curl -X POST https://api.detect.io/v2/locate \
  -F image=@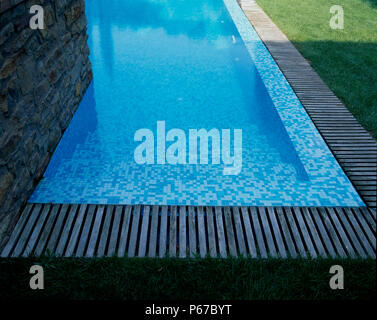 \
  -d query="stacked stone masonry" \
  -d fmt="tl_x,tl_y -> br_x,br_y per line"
0,0 -> 92,246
